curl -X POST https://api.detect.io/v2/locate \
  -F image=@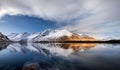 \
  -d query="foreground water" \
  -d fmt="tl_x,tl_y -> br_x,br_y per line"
0,43 -> 120,70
